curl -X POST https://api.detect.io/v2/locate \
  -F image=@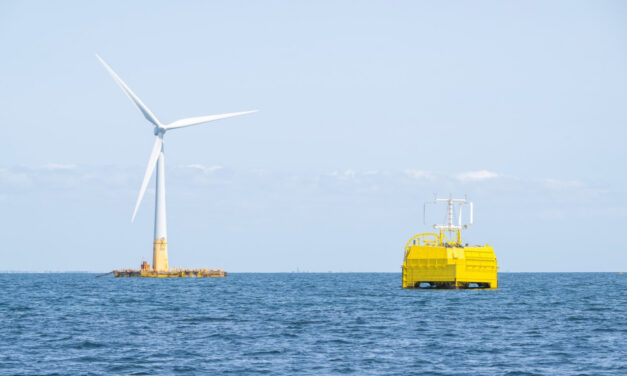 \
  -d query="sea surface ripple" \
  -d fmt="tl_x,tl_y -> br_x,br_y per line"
0,273 -> 625,375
